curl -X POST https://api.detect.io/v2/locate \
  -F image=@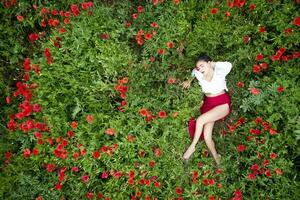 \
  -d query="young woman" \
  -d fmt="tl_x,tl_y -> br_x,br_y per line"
181,54 -> 232,165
